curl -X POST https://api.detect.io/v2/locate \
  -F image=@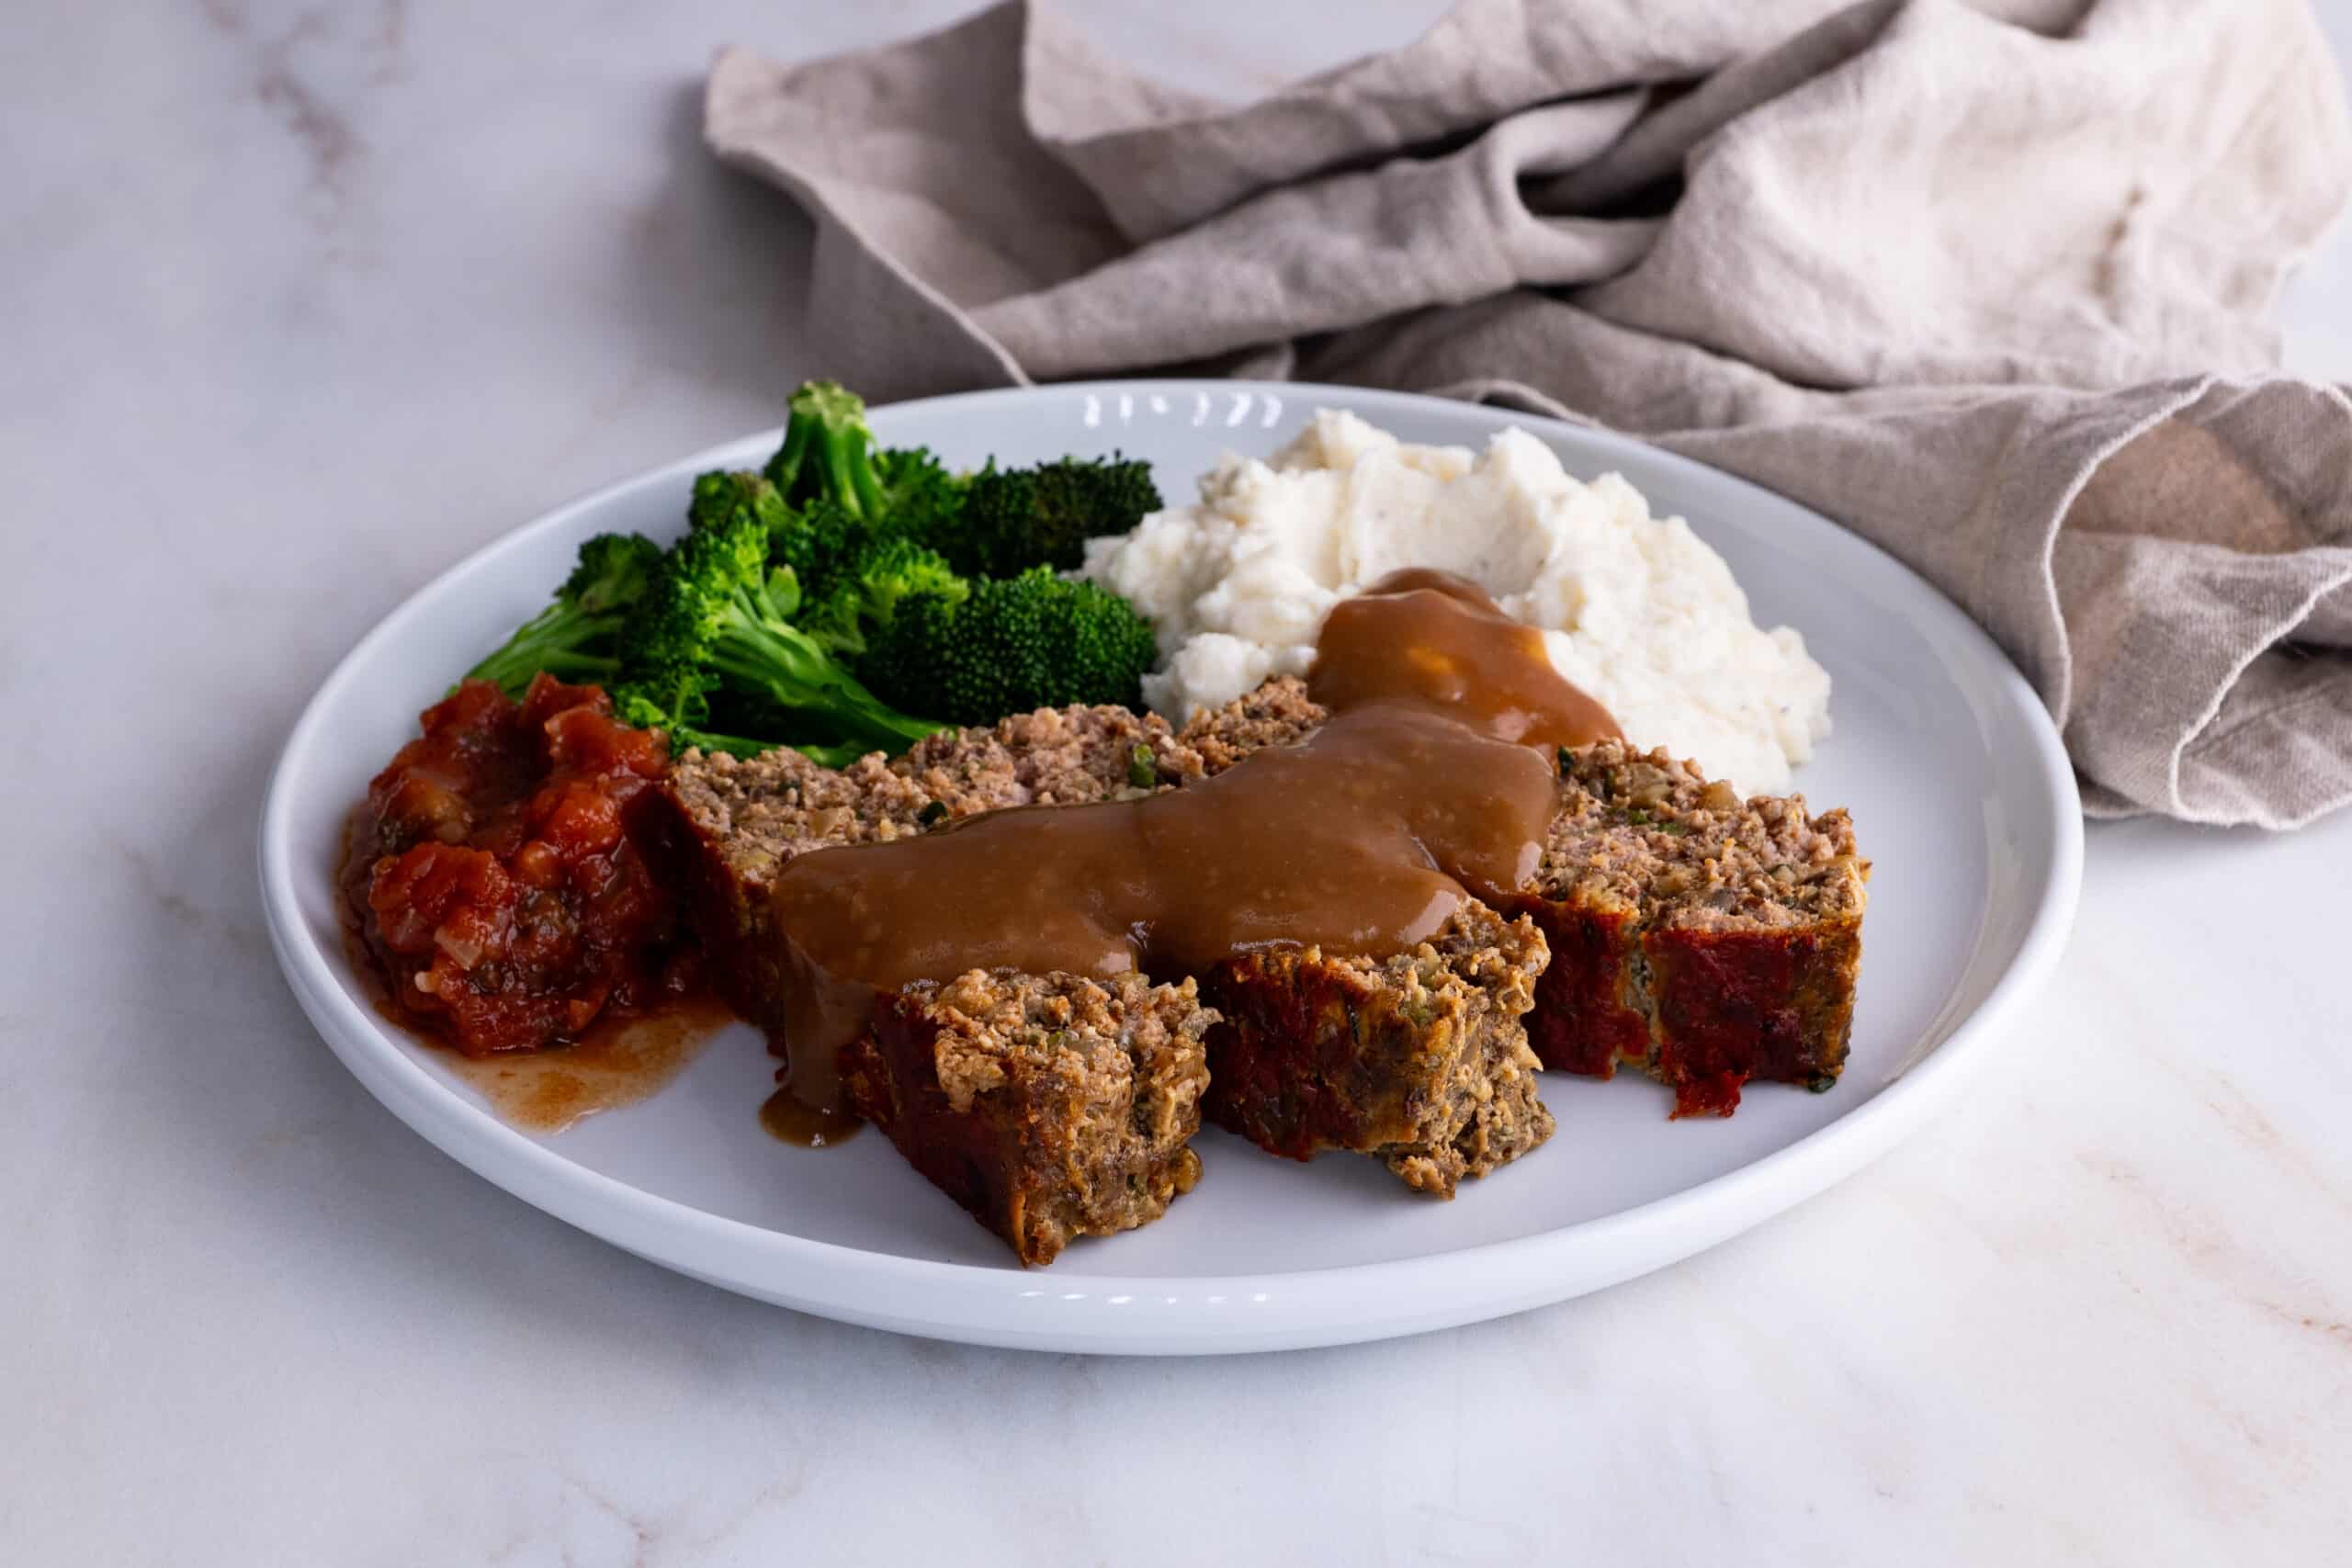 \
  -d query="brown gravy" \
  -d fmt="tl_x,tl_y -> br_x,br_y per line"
764,570 -> 1620,1114
1309,570 -> 1621,752
758,1086 -> 865,1148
